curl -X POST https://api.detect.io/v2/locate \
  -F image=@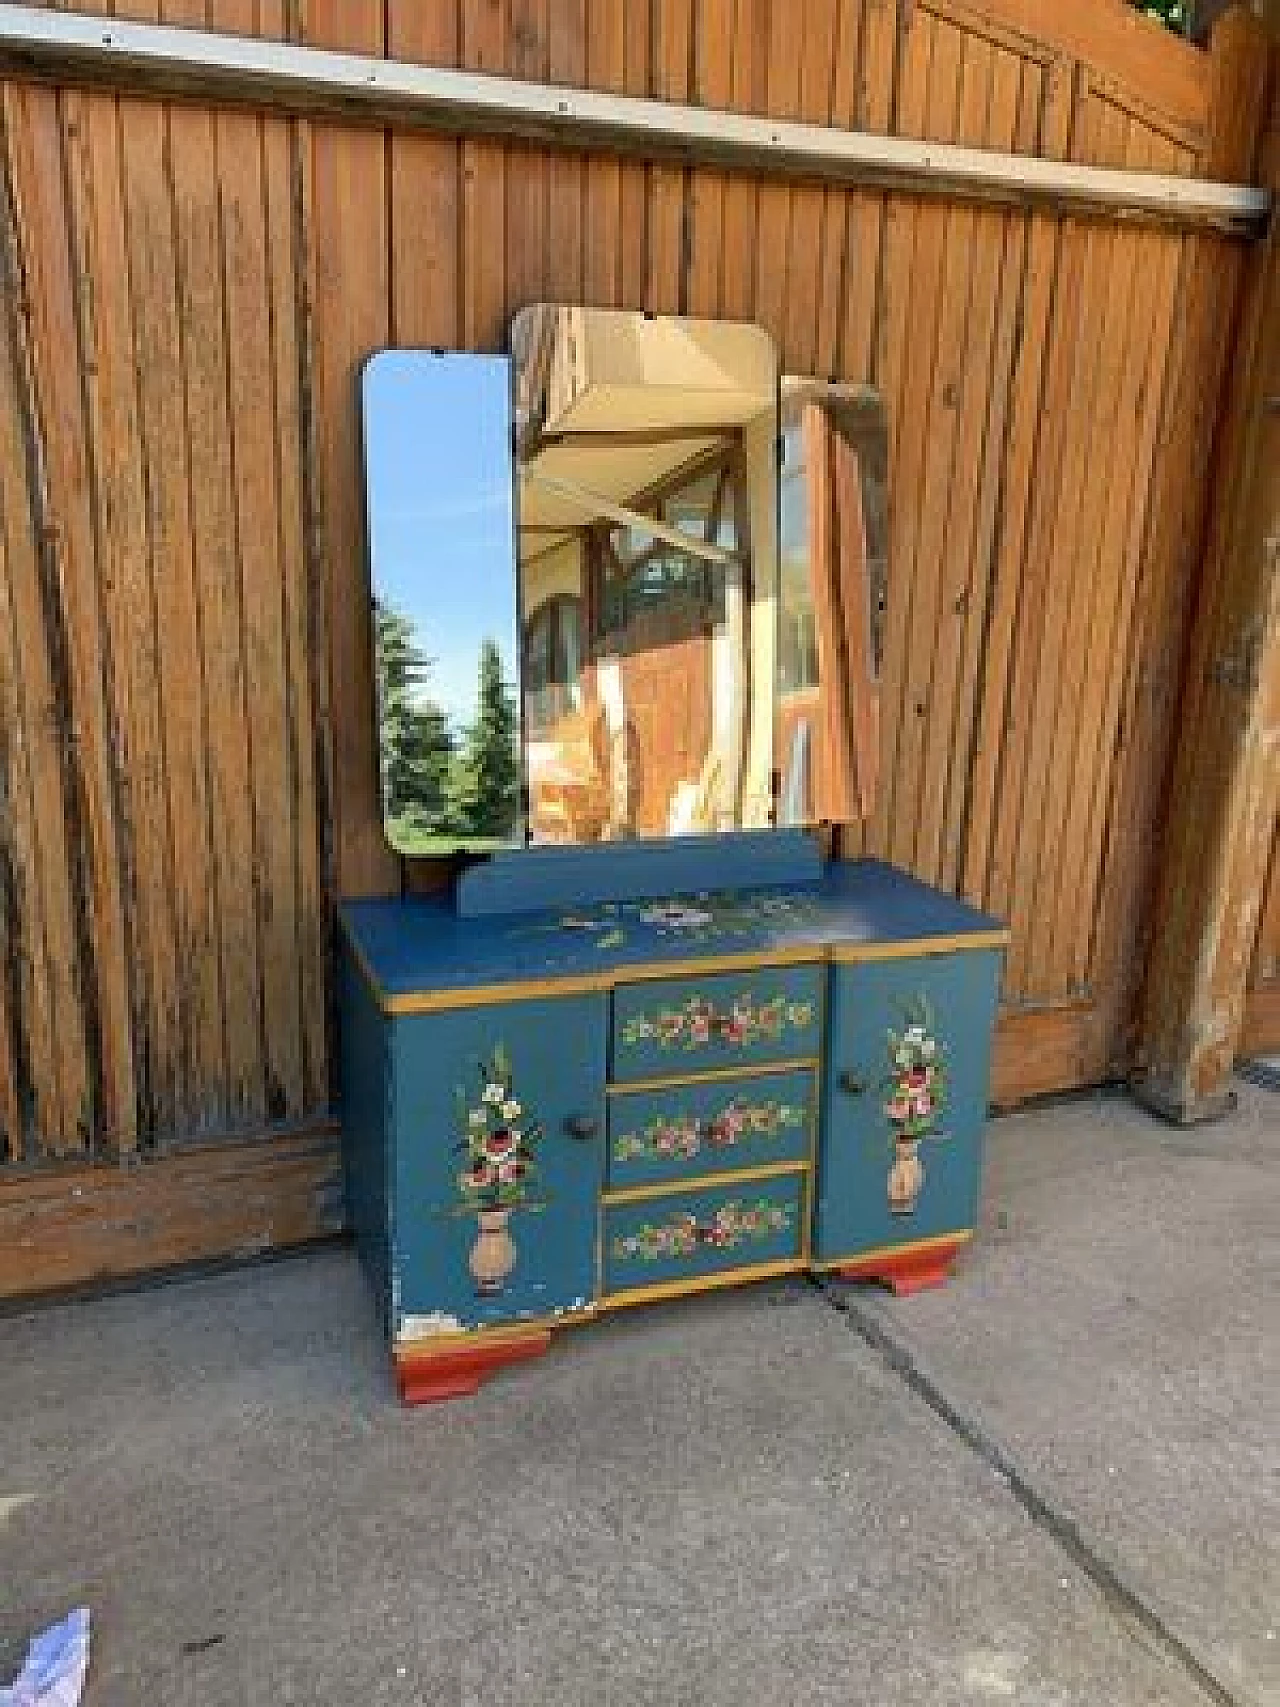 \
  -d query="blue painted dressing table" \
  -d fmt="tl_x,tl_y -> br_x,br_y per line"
344,323 -> 1007,1401
340,836 -> 1007,1403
